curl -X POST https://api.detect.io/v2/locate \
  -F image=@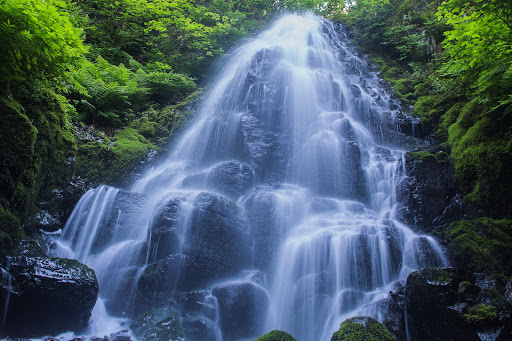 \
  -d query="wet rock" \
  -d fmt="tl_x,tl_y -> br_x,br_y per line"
145,192 -> 252,291
383,268 -> 512,341
178,193 -> 251,289
177,290 -> 217,321
182,161 -> 255,199
396,149 -> 465,232
131,307 -> 185,341
109,330 -> 133,341
132,255 -> 185,316
331,316 -> 394,341
212,281 -> 270,341
182,317 -> 218,341
0,256 -> 98,338
242,188 -> 277,271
